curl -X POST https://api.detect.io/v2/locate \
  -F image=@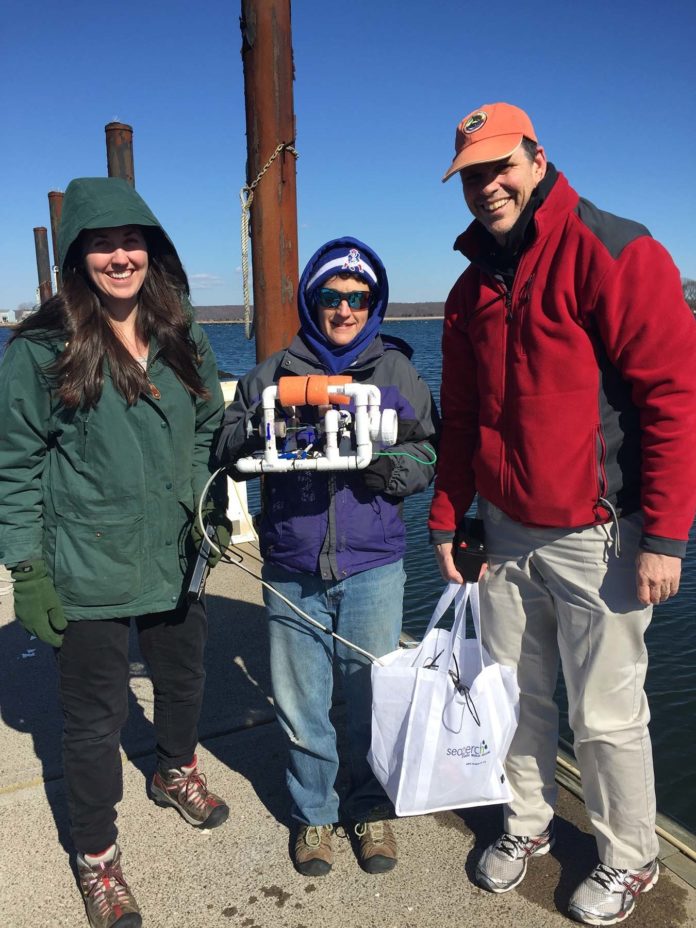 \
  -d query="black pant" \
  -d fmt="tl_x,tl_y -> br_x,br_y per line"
56,600 -> 207,855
